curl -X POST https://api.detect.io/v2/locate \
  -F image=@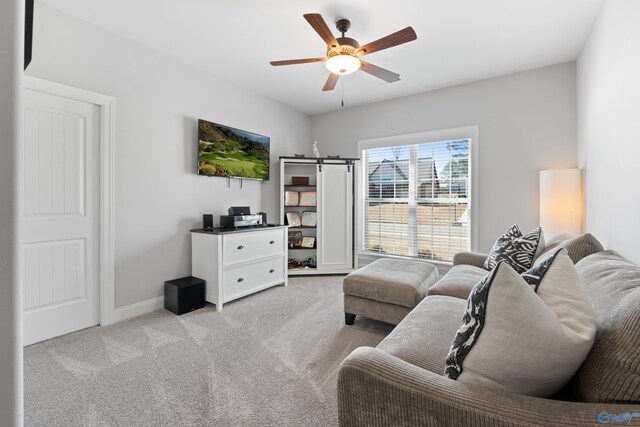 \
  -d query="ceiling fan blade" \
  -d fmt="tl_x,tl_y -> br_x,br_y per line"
322,73 -> 340,91
270,57 -> 326,66
360,61 -> 401,83
304,13 -> 340,50
356,27 -> 417,56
